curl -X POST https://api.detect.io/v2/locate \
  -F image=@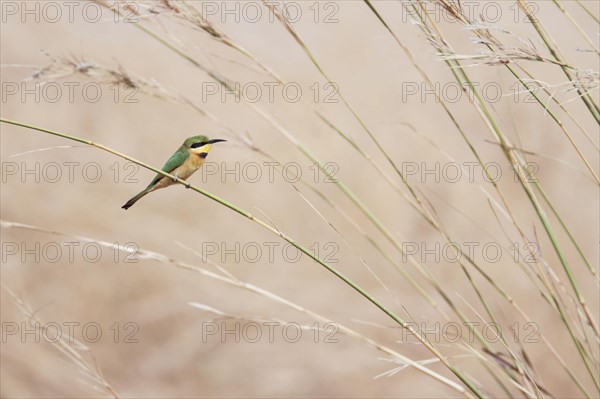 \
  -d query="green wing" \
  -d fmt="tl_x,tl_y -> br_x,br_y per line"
147,146 -> 188,188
